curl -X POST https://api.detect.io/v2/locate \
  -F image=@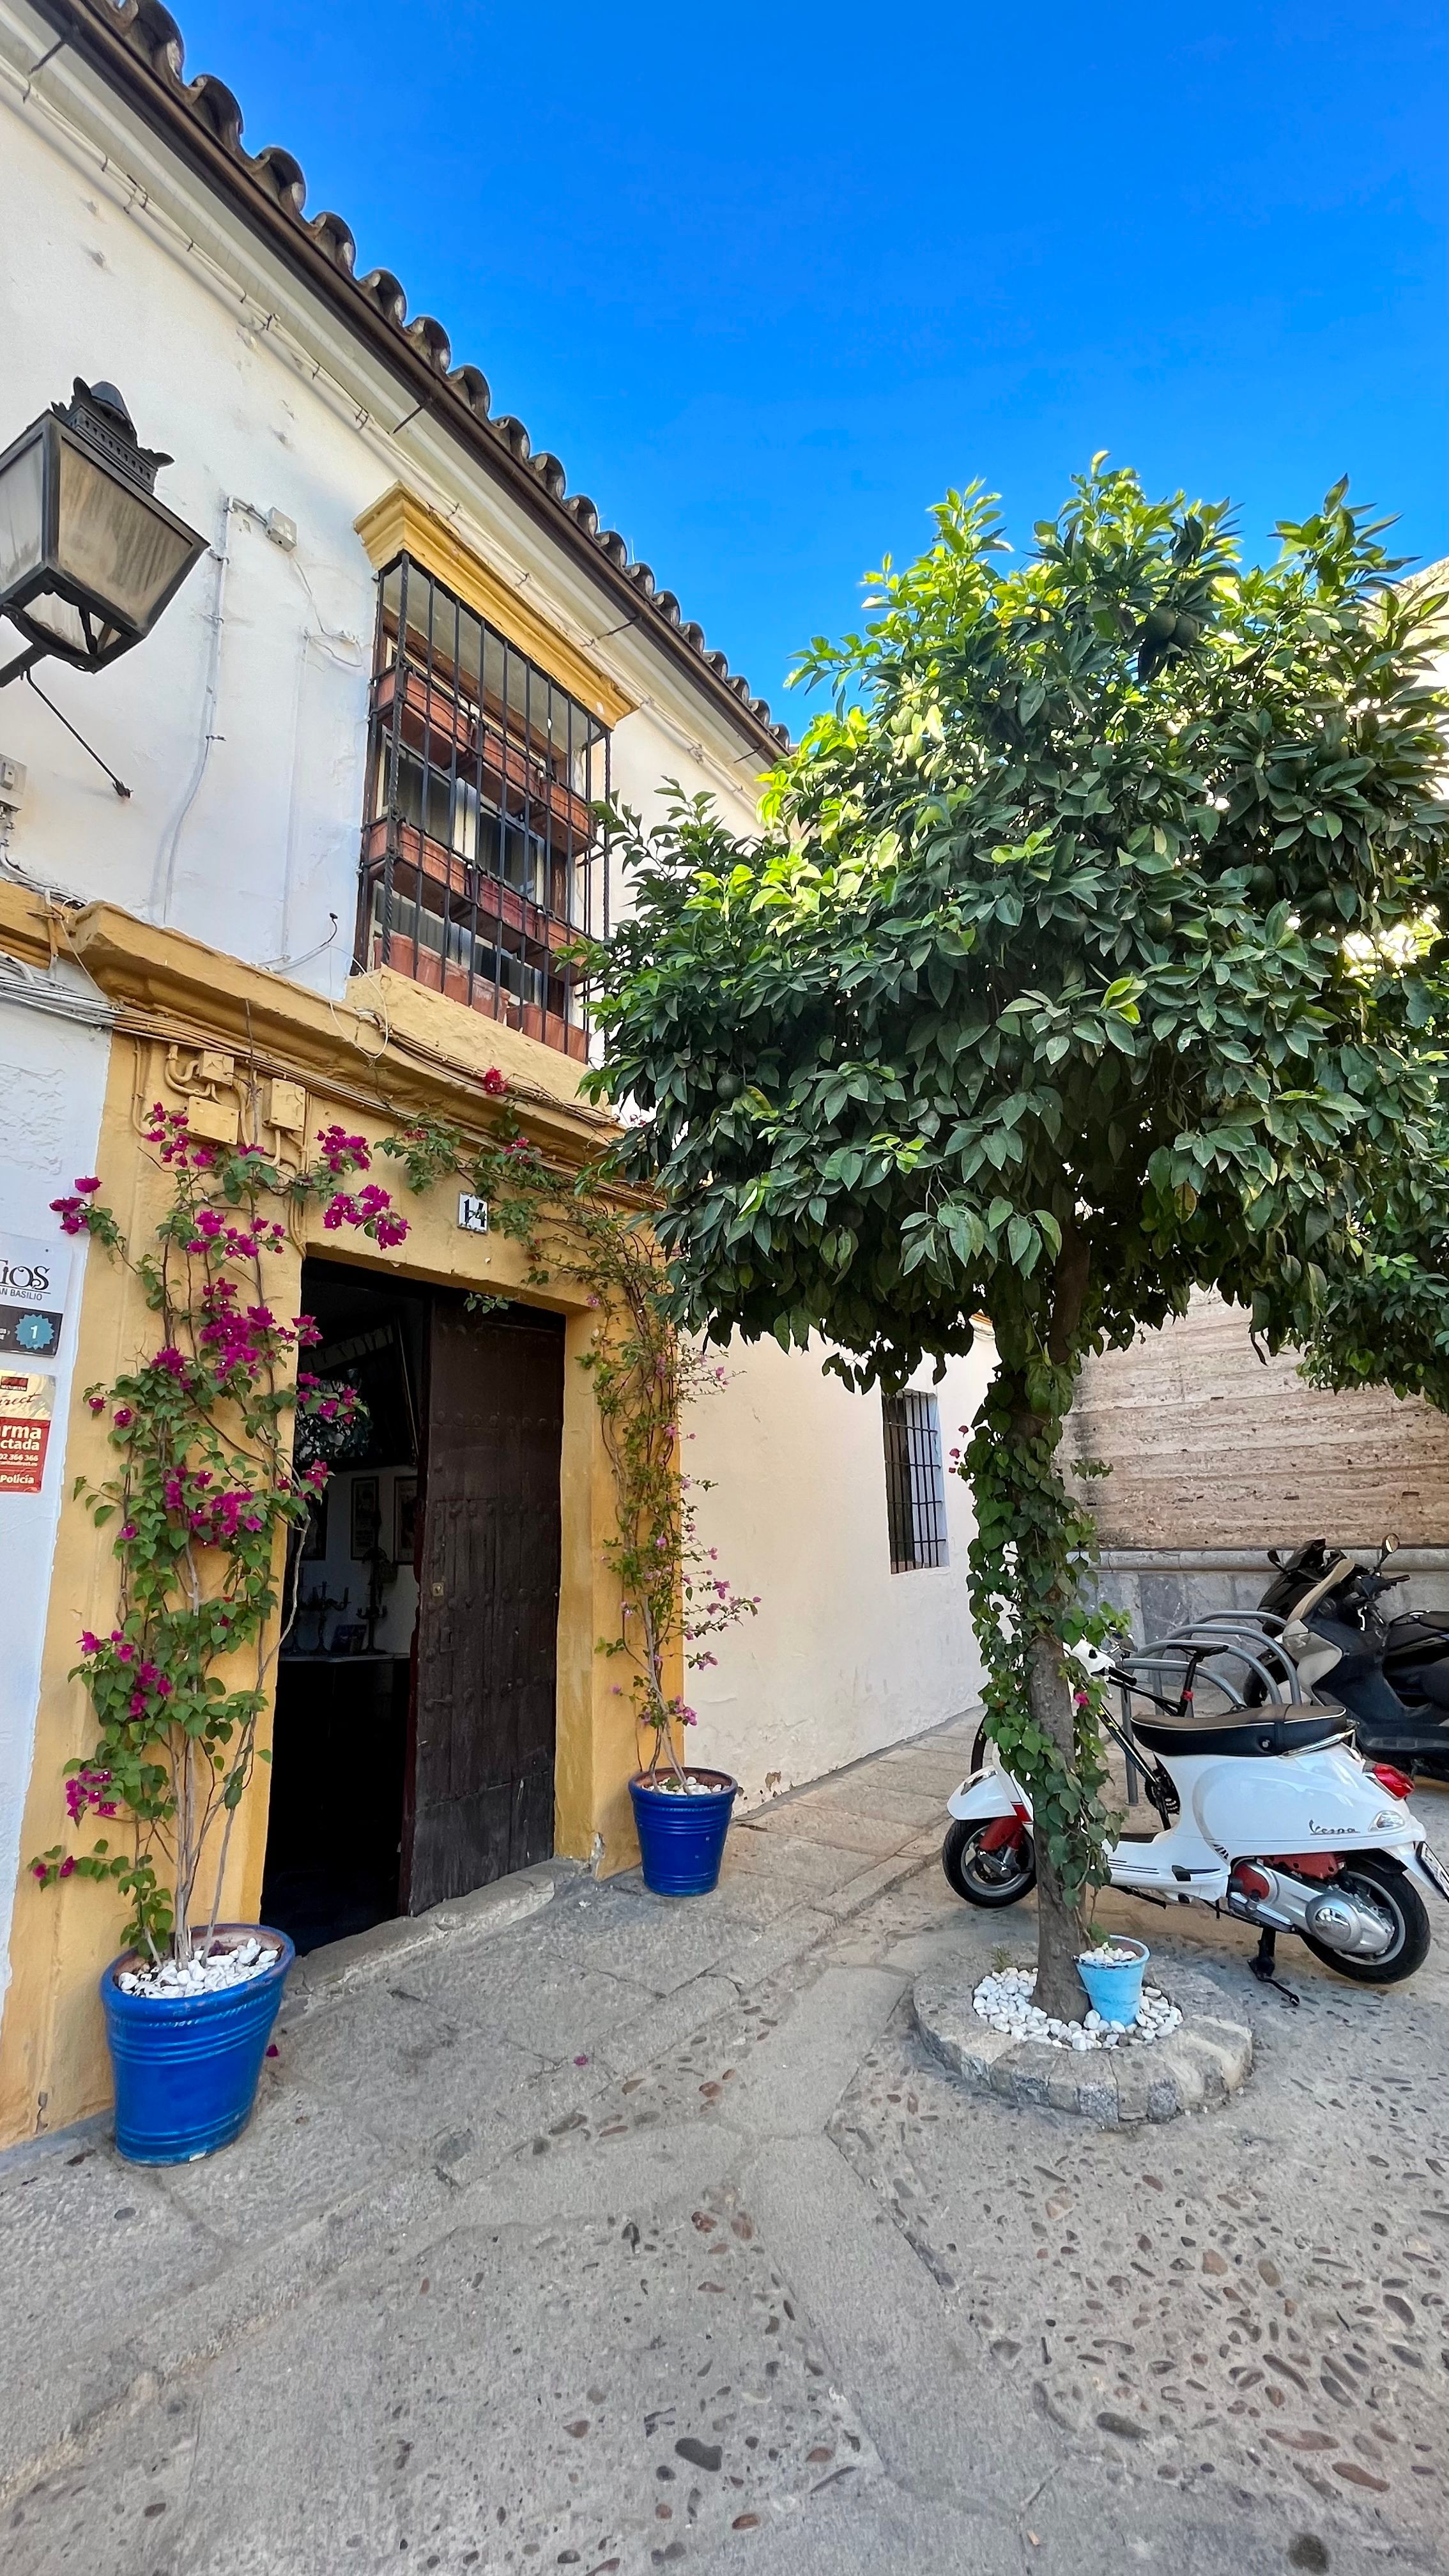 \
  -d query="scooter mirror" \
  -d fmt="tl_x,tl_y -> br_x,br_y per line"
1382,1533 -> 1400,1556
